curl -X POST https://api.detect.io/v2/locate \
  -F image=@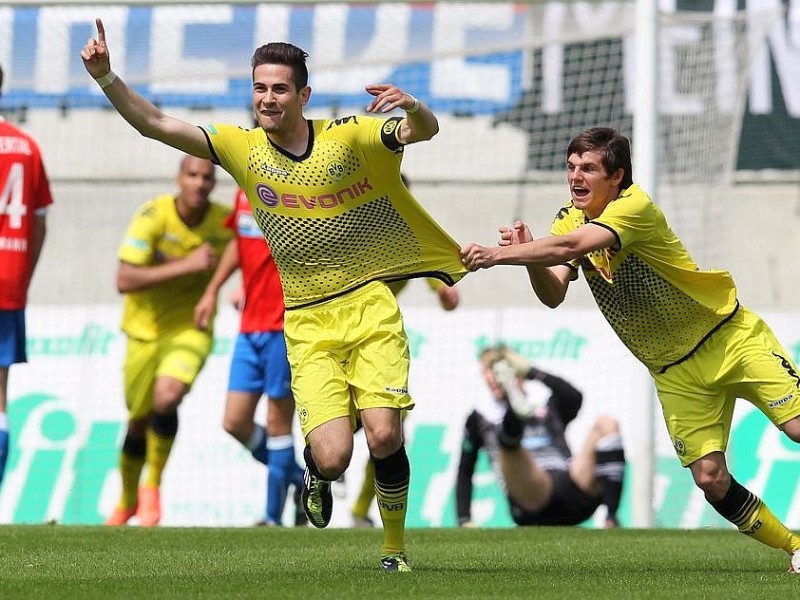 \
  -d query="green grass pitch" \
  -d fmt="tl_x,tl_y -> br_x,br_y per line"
1,525 -> 797,598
